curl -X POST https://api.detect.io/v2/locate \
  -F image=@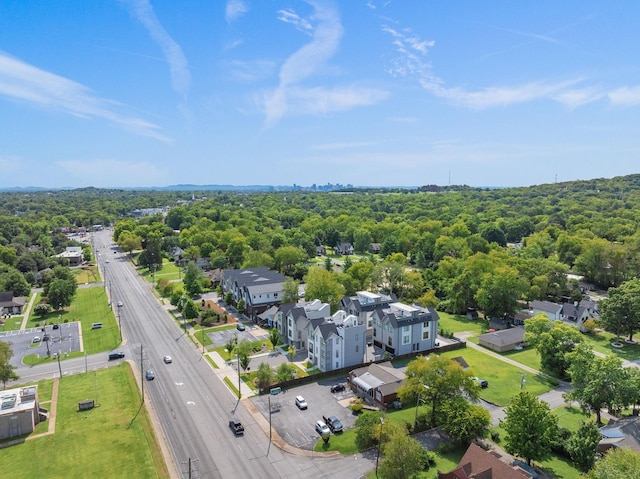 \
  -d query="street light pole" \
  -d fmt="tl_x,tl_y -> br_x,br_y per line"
375,417 -> 384,477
